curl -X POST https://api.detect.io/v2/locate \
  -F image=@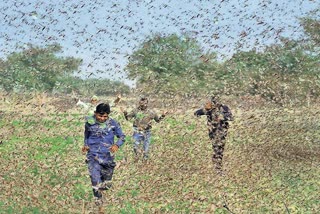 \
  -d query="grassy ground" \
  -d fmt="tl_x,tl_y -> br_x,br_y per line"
0,95 -> 319,213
